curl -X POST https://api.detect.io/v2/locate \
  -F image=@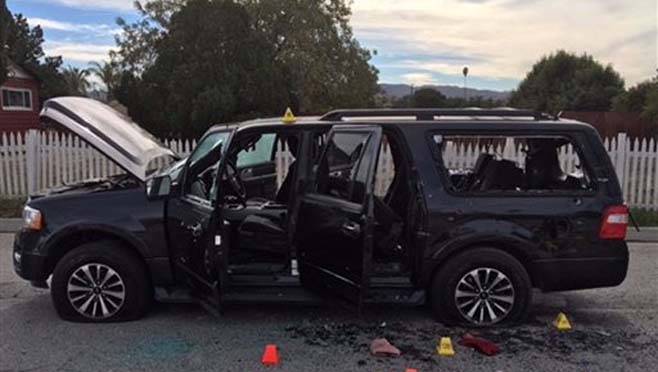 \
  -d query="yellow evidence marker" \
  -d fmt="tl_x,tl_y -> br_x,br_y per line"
282,107 -> 296,124
553,312 -> 572,331
437,337 -> 455,356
